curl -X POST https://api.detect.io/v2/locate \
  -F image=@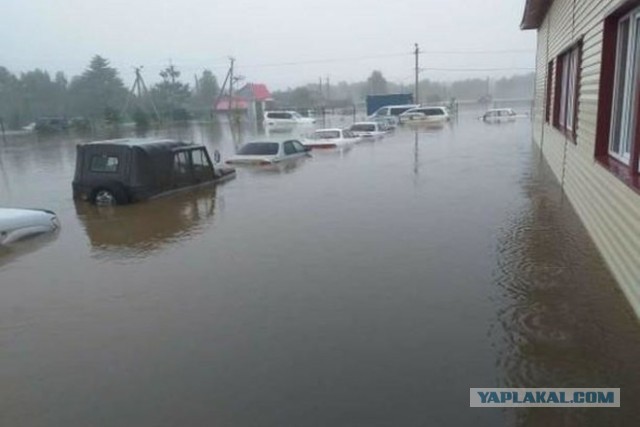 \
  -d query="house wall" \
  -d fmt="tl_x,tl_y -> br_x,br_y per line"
533,0 -> 640,317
